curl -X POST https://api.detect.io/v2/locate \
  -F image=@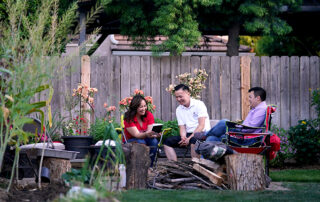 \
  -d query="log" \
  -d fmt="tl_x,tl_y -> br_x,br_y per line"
43,157 -> 71,181
192,157 -> 221,171
122,143 -> 150,189
193,163 -> 223,186
225,153 -> 266,190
